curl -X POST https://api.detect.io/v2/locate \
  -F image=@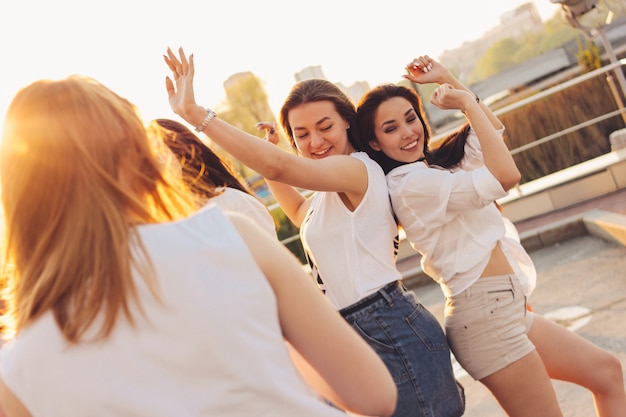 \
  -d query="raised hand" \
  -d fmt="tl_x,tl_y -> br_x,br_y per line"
164,47 -> 198,120
256,121 -> 280,145
430,83 -> 474,112
403,55 -> 449,85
